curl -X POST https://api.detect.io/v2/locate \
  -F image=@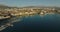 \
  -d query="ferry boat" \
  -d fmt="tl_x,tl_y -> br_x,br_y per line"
0,16 -> 10,20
